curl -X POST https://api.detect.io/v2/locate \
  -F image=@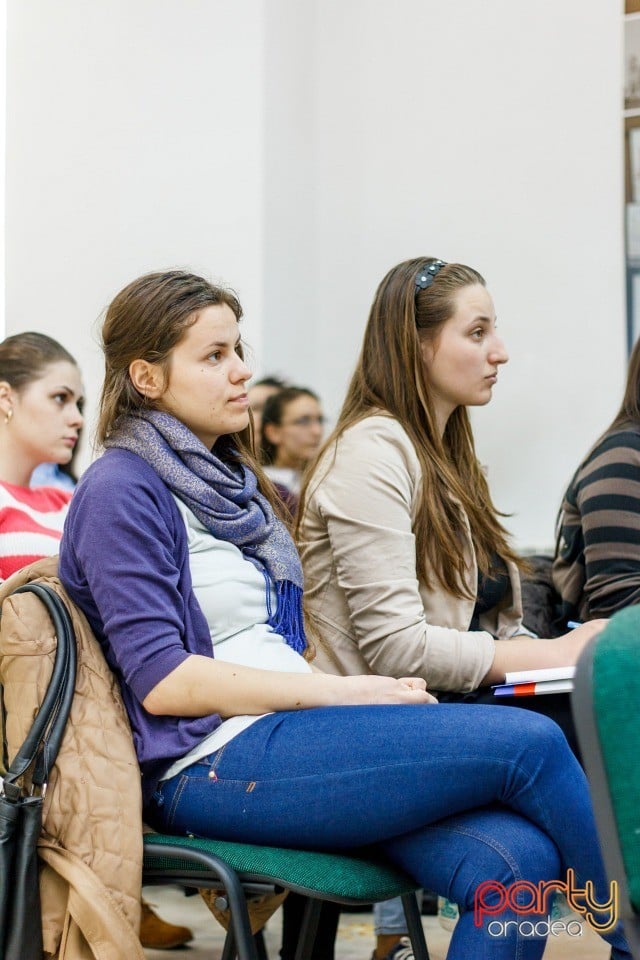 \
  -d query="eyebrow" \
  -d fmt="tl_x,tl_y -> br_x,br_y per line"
469,315 -> 495,325
53,384 -> 85,401
204,335 -> 242,349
